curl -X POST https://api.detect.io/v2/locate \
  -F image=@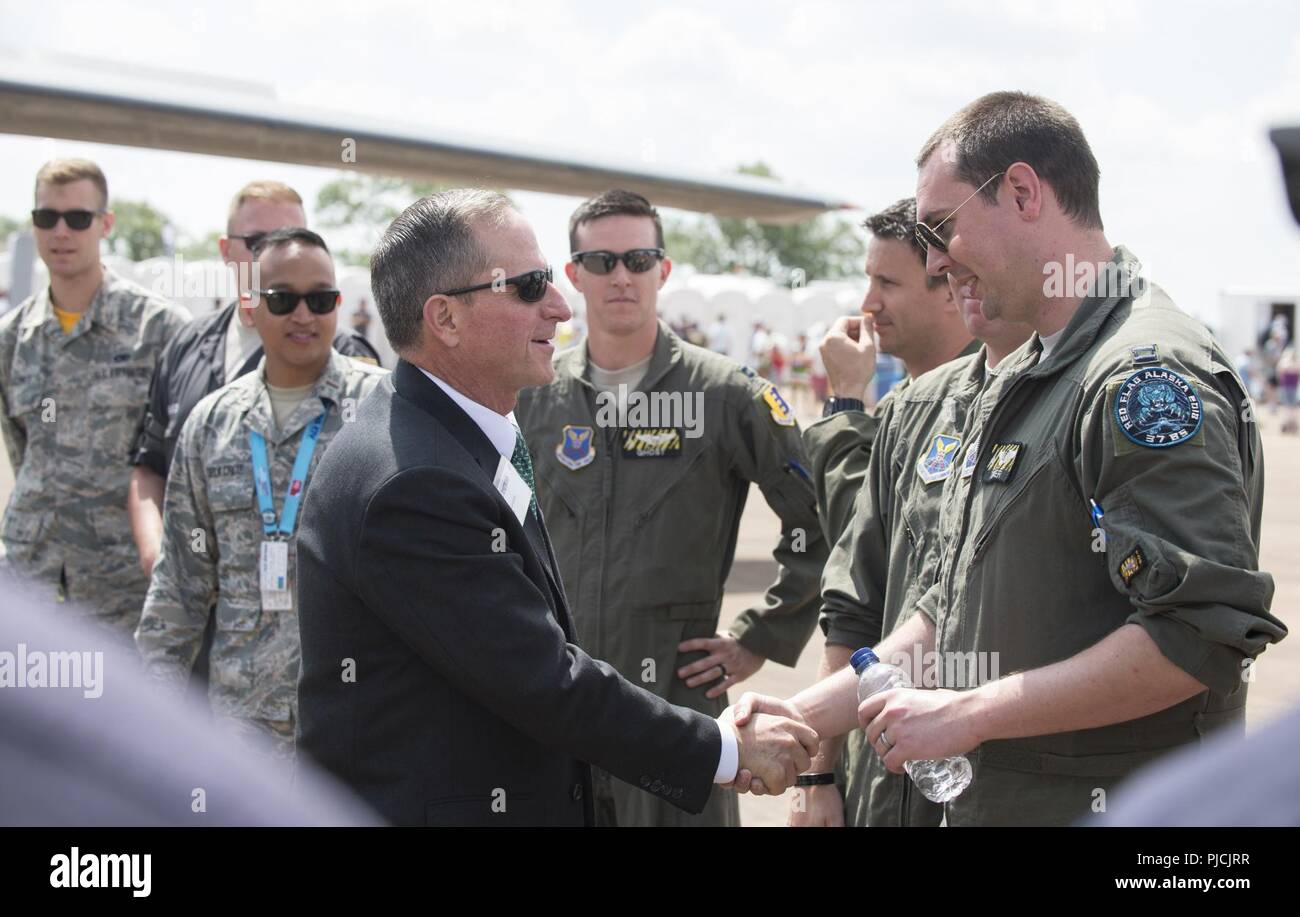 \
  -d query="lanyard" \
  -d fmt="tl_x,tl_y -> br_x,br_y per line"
249,411 -> 327,539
